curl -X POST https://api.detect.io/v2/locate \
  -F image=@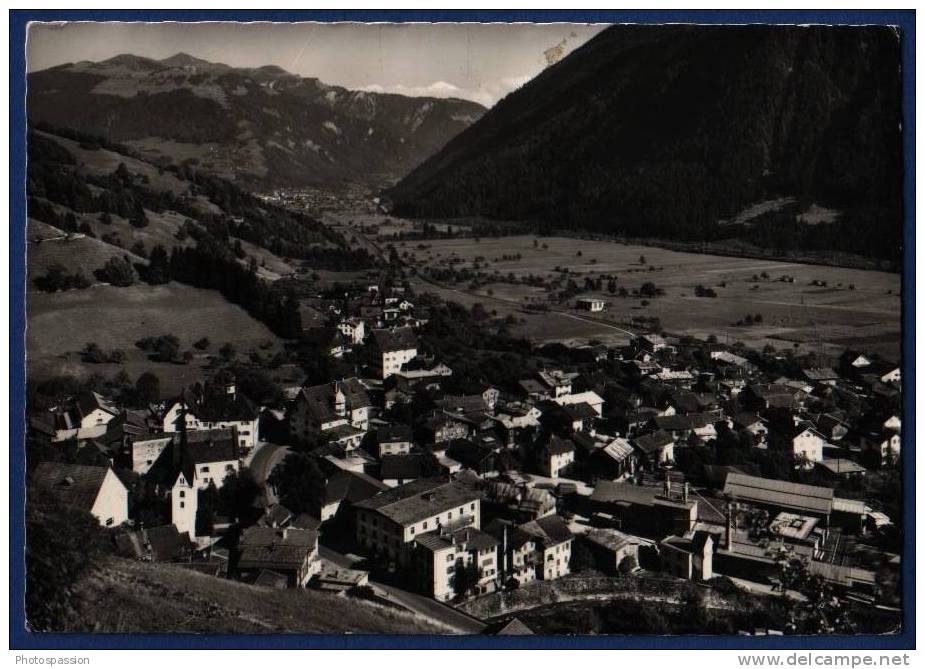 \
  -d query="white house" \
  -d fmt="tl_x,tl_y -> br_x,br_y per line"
32,462 -> 129,528
289,378 -> 372,448
337,317 -> 368,346
576,297 -> 606,312
162,383 -> 260,451
49,391 -> 119,442
372,327 -> 418,379
788,423 -> 826,464
183,430 -> 242,490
